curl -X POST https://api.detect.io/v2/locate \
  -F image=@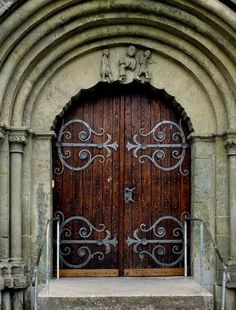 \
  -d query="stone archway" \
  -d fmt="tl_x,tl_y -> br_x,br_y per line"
0,1 -> 236,309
